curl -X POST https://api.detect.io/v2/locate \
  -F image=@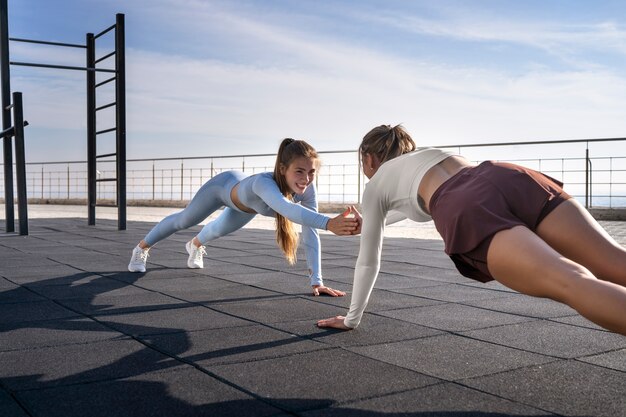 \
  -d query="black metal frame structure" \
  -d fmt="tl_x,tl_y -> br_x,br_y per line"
0,91 -> 27,234
0,0 -> 126,230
